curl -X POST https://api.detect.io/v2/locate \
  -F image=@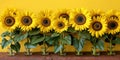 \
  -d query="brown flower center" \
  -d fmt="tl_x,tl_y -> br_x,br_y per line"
59,13 -> 69,20
74,14 -> 86,25
108,20 -> 118,30
21,16 -> 32,26
110,15 -> 119,20
91,14 -> 100,19
42,18 -> 51,27
92,21 -> 102,31
57,22 -> 65,29
4,16 -> 15,27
